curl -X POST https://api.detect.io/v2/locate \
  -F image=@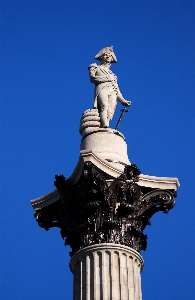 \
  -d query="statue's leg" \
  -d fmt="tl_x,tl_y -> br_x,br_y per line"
98,89 -> 109,128
108,92 -> 117,121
